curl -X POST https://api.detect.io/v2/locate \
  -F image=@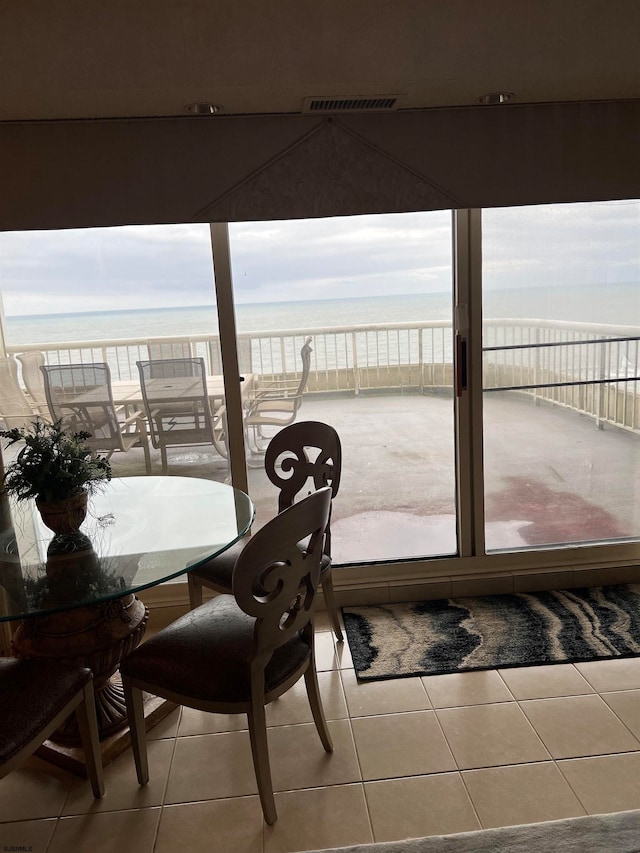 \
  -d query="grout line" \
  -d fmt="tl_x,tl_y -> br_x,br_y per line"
360,780 -> 378,843
456,769 -> 485,830
599,692 -> 640,748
